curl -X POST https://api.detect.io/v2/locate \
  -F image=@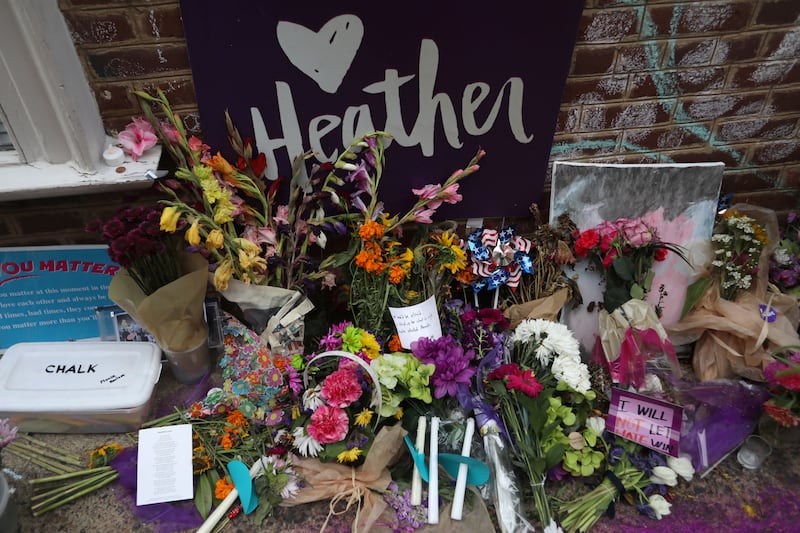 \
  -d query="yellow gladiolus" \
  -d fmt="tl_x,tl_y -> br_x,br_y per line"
186,219 -> 201,246
160,206 -> 180,233
205,228 -> 224,250
213,260 -> 234,291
